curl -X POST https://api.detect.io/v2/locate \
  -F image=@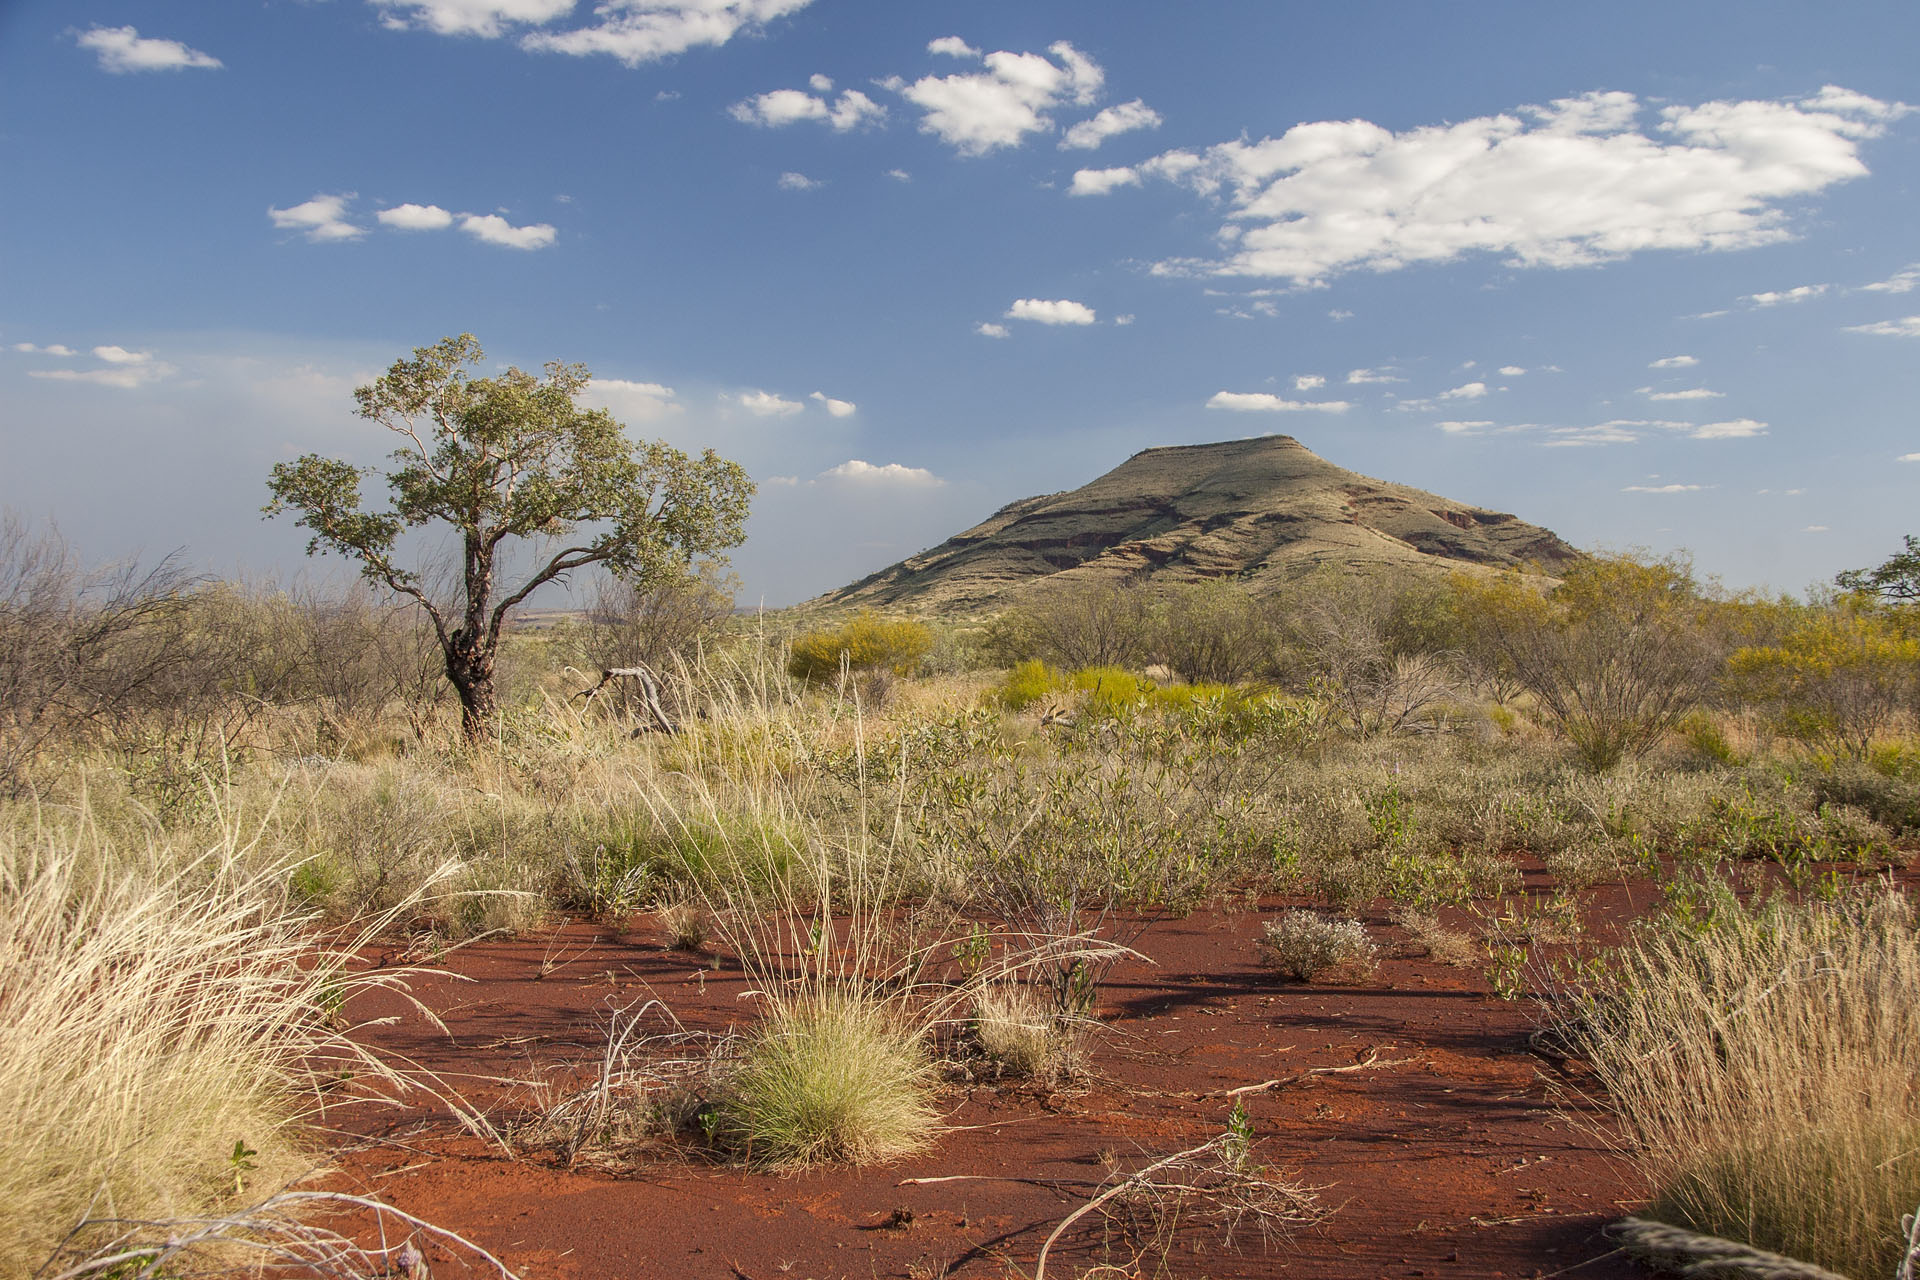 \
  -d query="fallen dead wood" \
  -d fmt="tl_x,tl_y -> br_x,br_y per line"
1217,1046 -> 1417,1097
